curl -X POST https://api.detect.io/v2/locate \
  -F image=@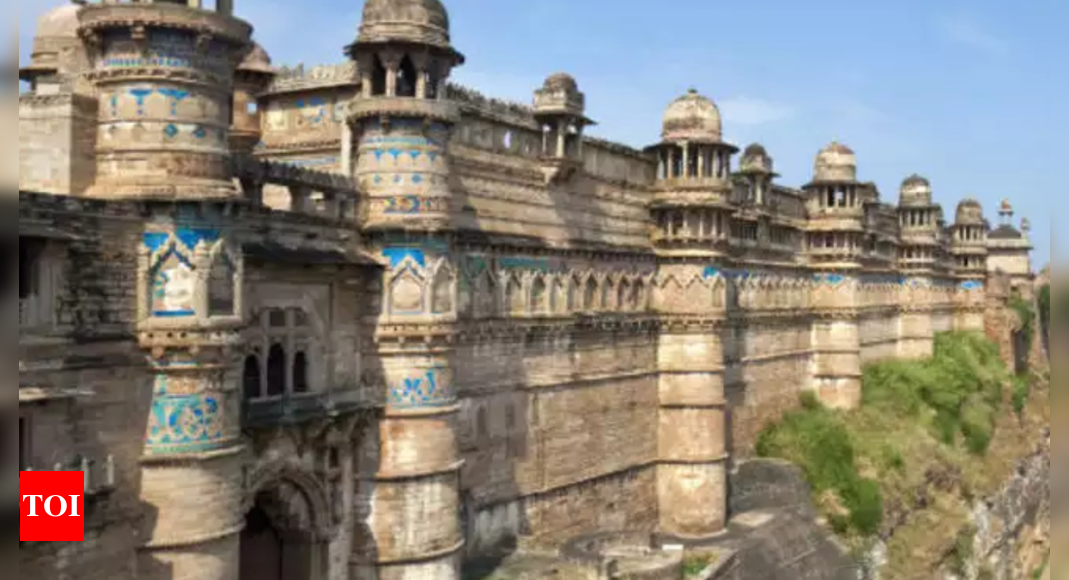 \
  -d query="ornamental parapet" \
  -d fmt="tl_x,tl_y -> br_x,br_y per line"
77,3 -> 252,45
349,96 -> 461,124
264,62 -> 359,95
653,177 -> 733,194
650,190 -> 732,209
